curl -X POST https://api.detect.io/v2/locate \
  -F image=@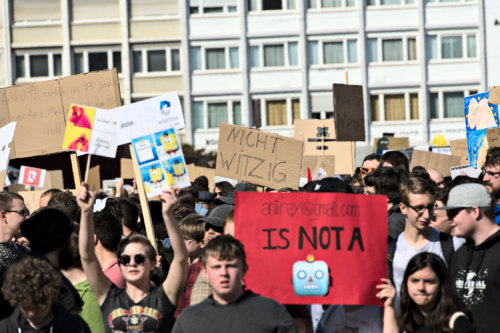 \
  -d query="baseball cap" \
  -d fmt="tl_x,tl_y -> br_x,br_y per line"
199,204 -> 234,227
436,183 -> 491,210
